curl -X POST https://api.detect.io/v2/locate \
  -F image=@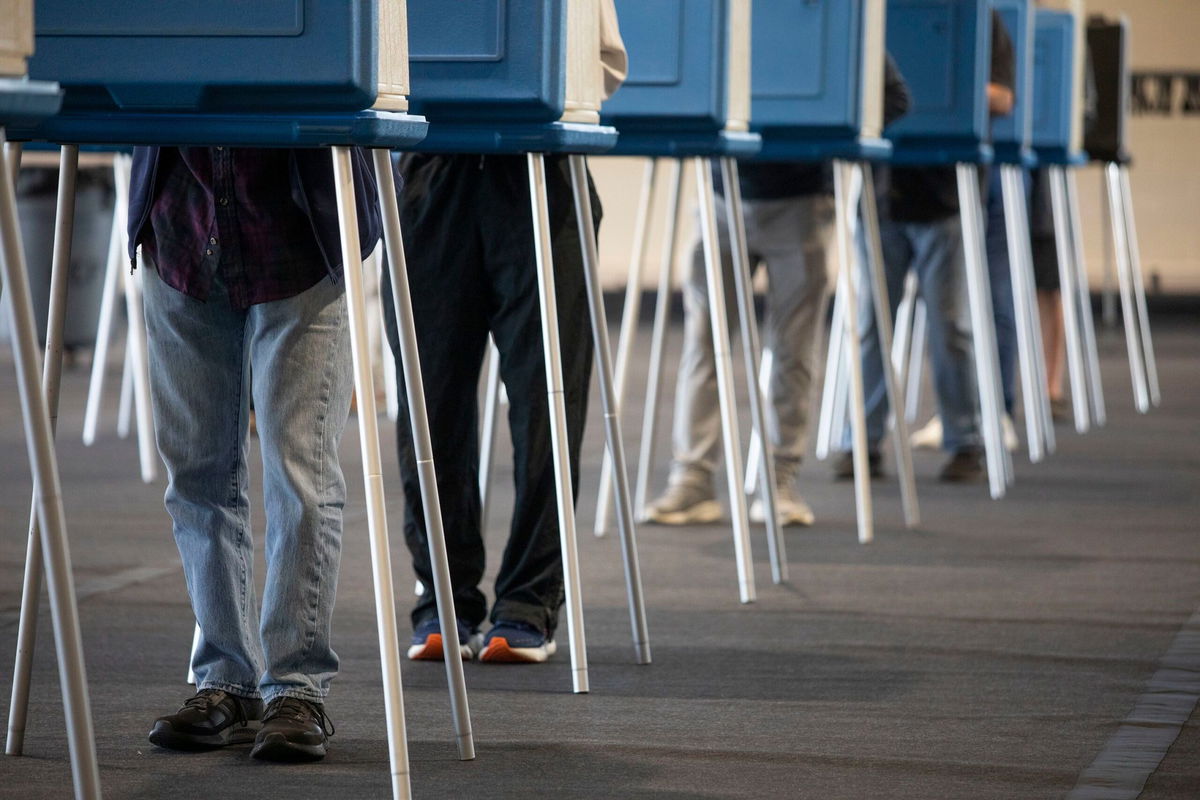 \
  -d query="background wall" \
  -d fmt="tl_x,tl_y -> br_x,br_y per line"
590,1 -> 1200,296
